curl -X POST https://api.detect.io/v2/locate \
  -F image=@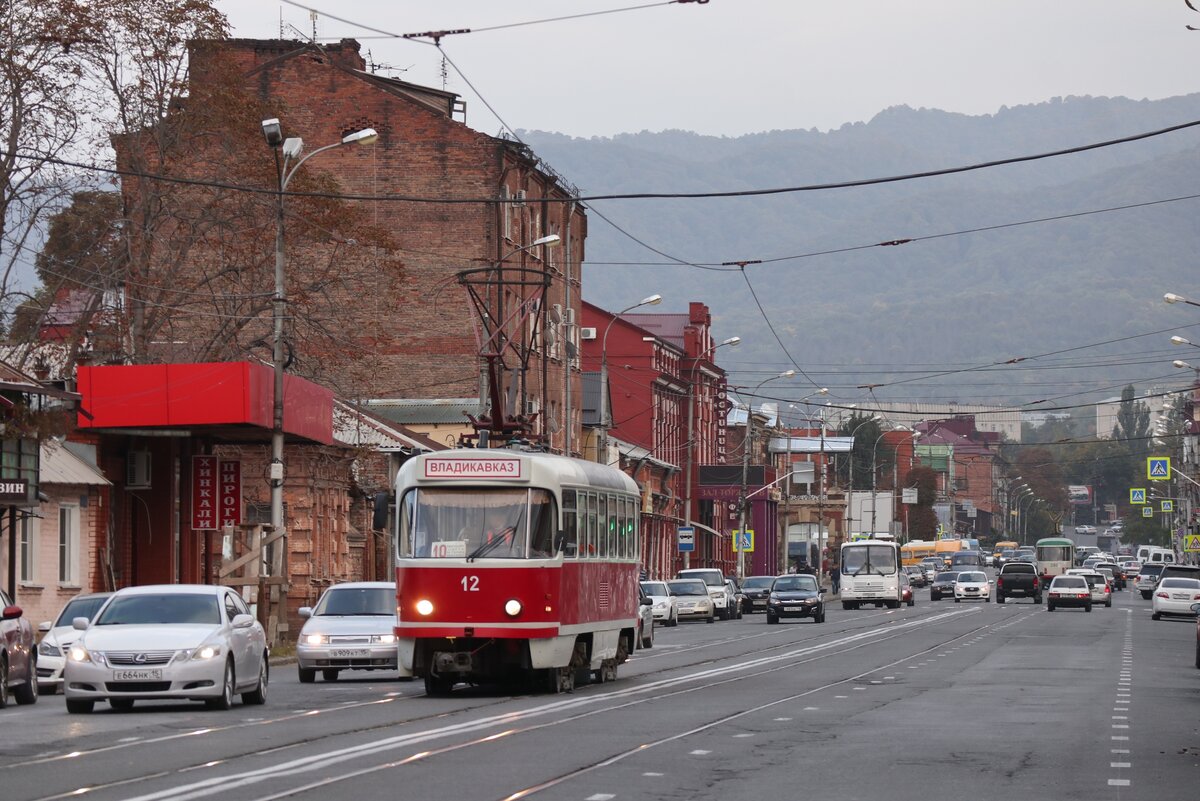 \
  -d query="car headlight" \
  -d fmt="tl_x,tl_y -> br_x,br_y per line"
183,644 -> 223,661
416,599 -> 434,616
39,639 -> 62,658
304,633 -> 328,646
768,594 -> 779,603
374,634 -> 396,644
69,645 -> 104,666
504,599 -> 522,617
